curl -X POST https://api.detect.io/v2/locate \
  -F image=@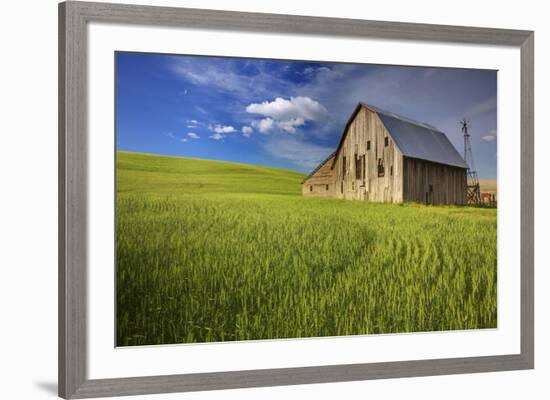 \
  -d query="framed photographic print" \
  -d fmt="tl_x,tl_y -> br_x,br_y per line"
59,1 -> 534,398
